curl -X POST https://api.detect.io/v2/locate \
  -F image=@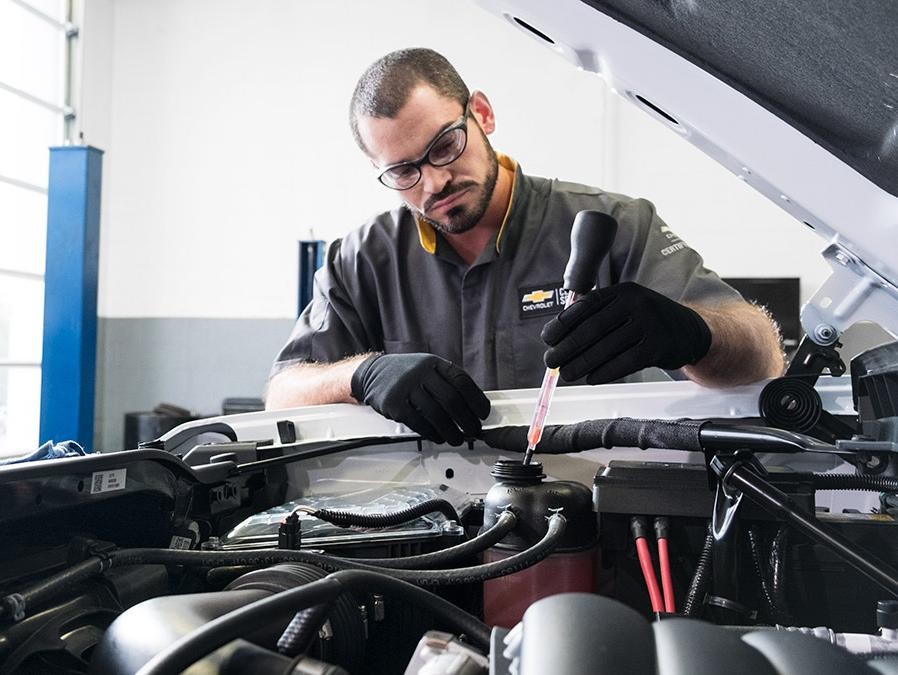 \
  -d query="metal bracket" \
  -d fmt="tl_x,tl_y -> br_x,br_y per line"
710,451 -> 768,497
785,336 -> 845,379
834,438 -> 898,474
801,243 -> 898,346
709,452 -> 766,539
